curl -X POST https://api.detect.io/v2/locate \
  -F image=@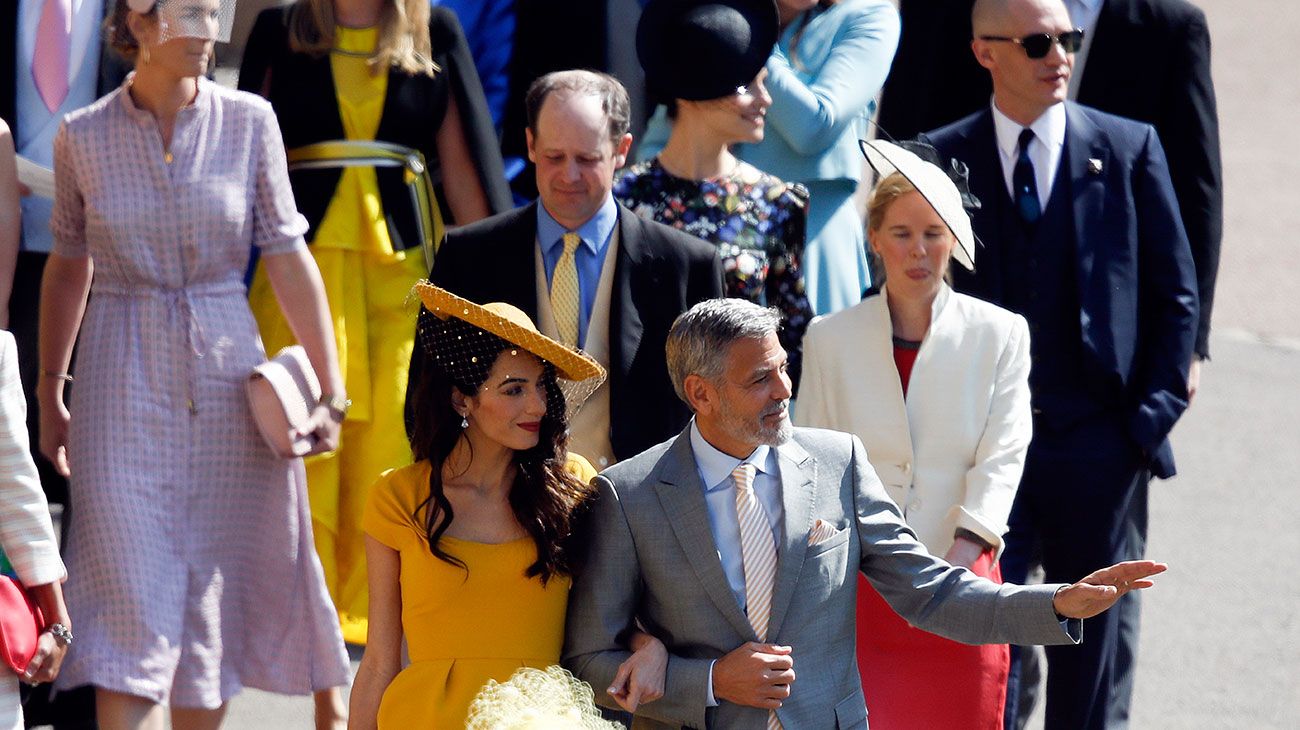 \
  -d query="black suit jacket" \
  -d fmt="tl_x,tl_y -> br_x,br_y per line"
1,0 -> 129,135
926,103 -> 1198,478
880,0 -> 1221,357
416,201 -> 725,461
